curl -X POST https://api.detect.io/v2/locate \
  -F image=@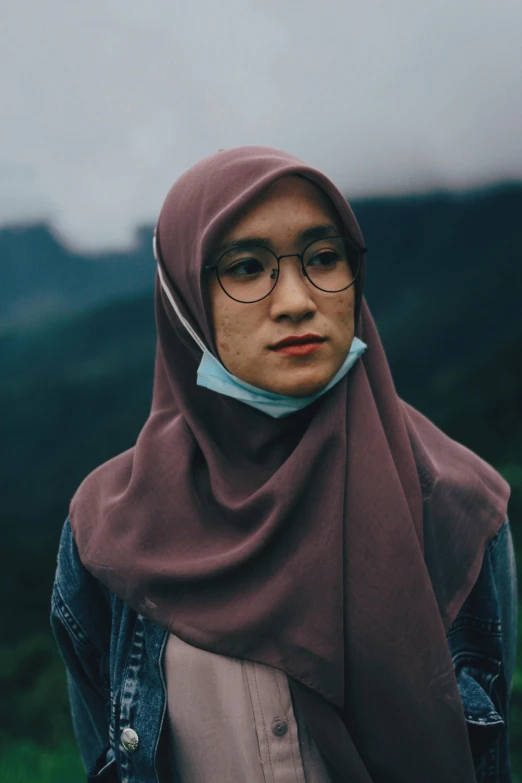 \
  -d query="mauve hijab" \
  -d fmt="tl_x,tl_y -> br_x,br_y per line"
69,146 -> 510,782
